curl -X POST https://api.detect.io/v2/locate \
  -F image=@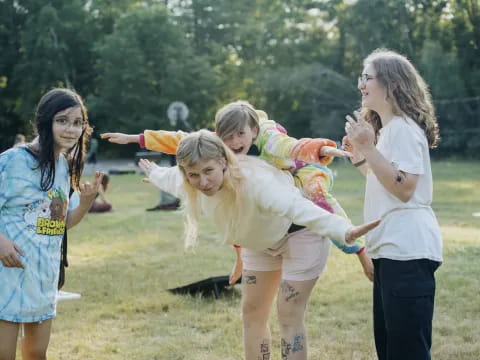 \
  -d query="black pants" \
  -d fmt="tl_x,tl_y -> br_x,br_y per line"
372,258 -> 440,360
